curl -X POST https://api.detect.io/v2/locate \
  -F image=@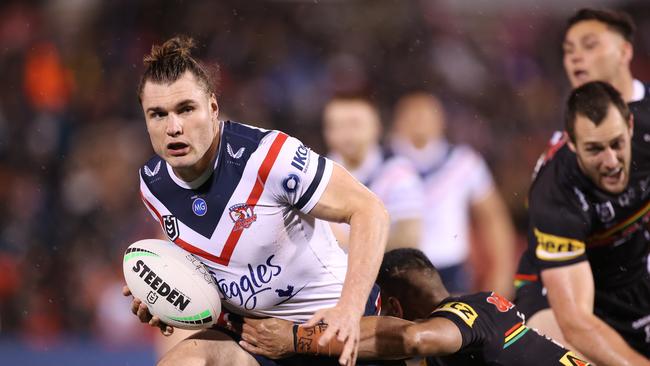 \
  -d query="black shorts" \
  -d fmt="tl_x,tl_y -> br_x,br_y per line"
514,274 -> 650,357
513,279 -> 549,322
593,273 -> 650,357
